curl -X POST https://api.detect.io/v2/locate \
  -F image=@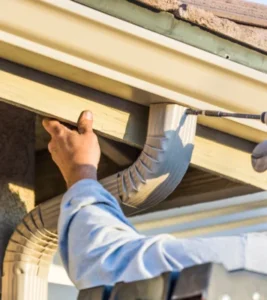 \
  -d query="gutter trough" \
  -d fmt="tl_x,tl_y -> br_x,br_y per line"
0,0 -> 267,143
